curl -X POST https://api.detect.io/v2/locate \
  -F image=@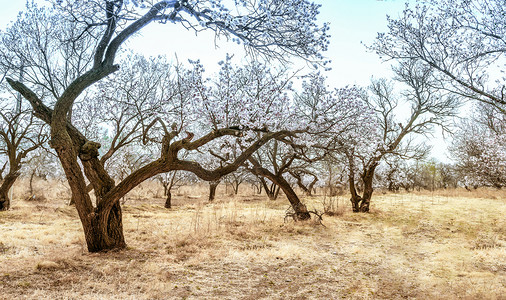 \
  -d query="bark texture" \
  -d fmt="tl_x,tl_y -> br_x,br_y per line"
0,173 -> 17,211
349,163 -> 377,213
